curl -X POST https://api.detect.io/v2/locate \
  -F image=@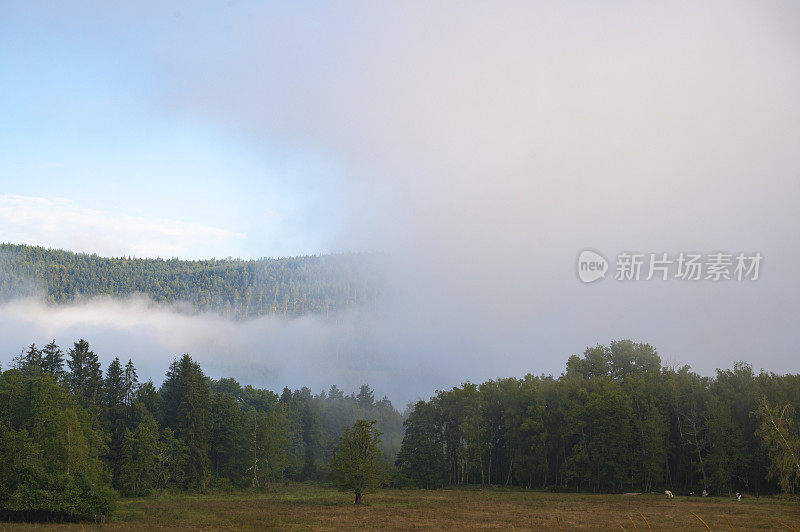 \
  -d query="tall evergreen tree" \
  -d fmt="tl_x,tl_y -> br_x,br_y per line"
23,343 -> 42,372
105,358 -> 125,410
161,355 -> 212,490
67,339 -> 103,409
123,359 -> 139,408
105,358 -> 127,487
356,384 -> 375,410
41,339 -> 65,378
